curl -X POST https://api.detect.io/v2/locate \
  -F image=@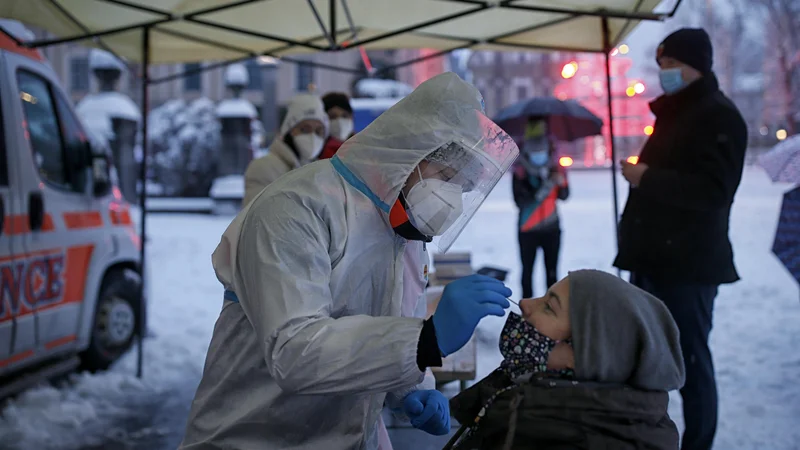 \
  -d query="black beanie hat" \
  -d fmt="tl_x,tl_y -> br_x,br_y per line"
657,28 -> 713,74
322,92 -> 353,114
